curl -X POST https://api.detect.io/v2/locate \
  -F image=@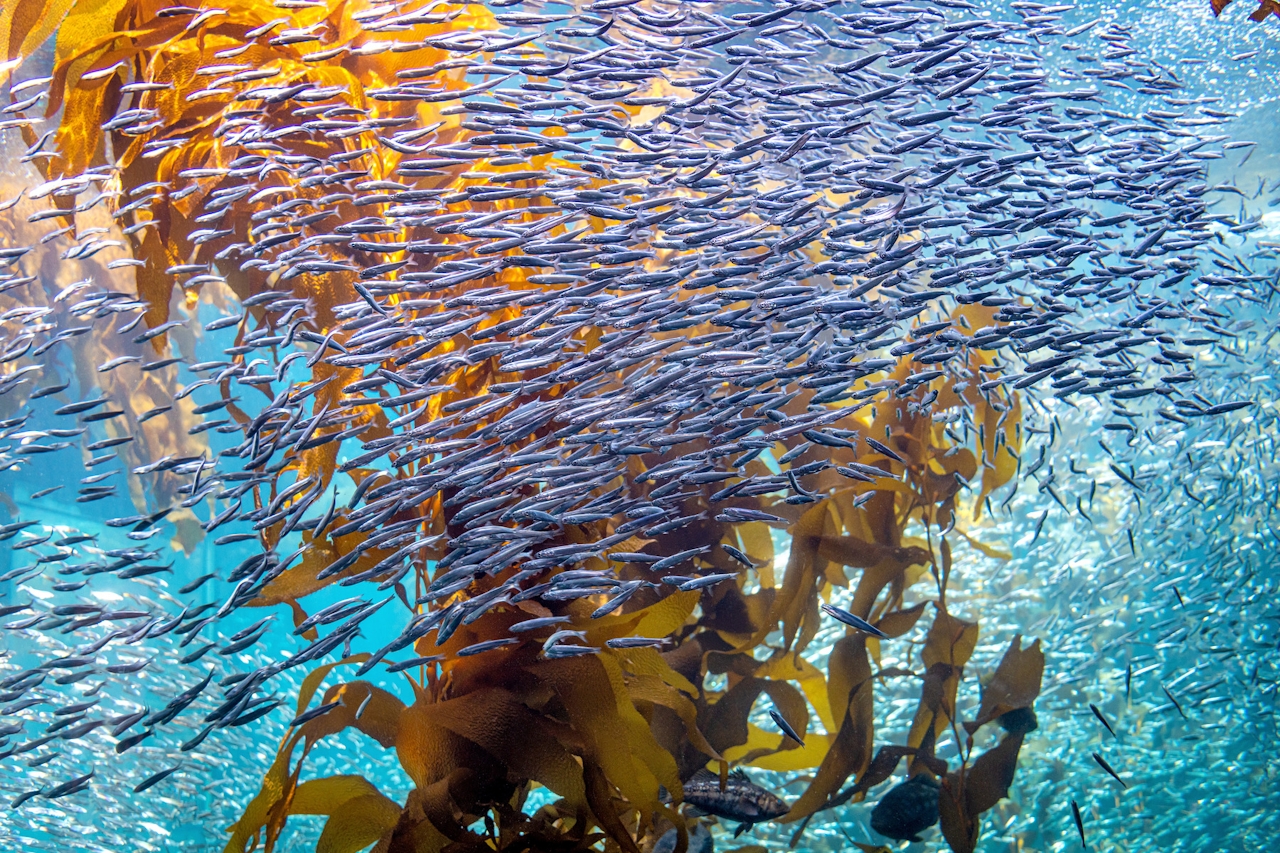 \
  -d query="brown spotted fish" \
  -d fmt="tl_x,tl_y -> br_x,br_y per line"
682,768 -> 789,837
